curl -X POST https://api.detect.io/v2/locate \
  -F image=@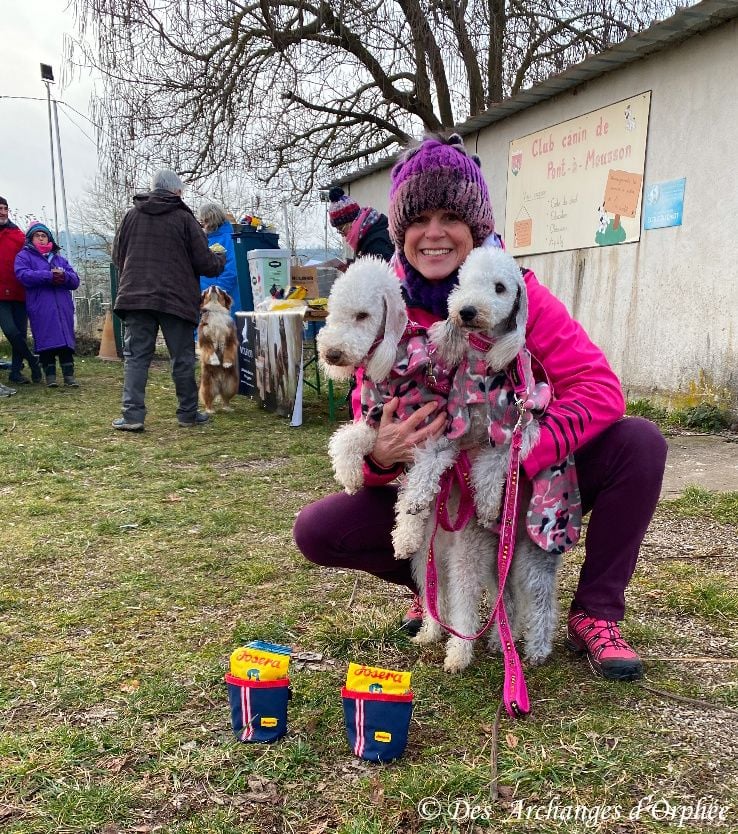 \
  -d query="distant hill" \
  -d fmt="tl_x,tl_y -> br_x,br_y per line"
55,232 -> 110,263
294,247 -> 341,263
